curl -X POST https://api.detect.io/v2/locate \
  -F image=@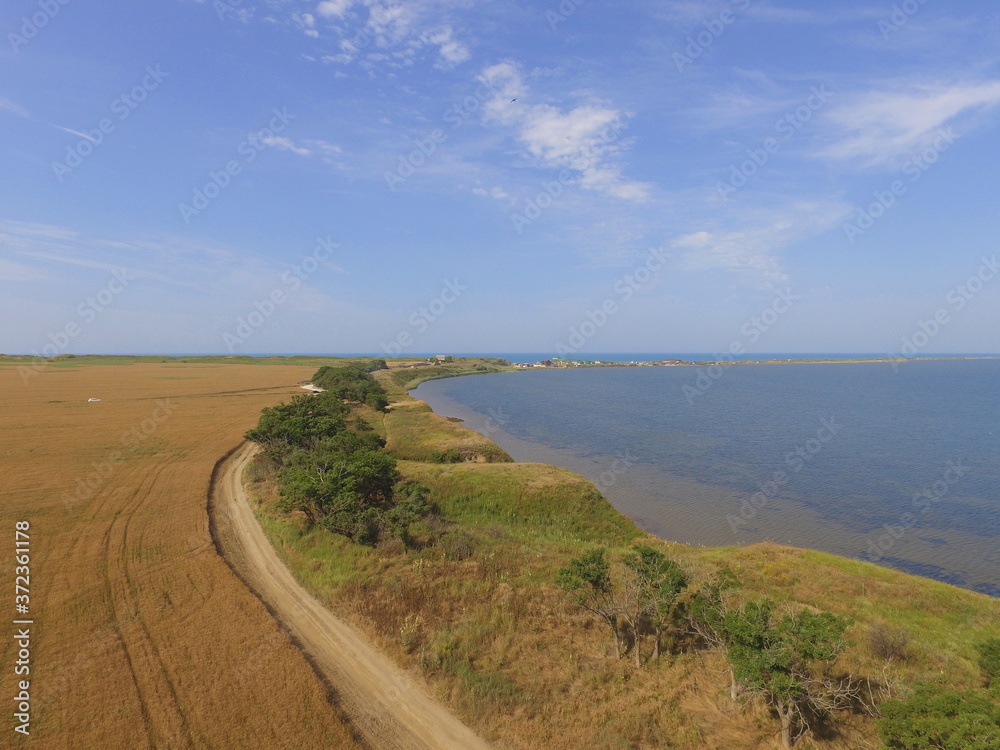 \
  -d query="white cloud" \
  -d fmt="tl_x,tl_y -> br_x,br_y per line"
819,81 -> 1000,167
317,0 -> 355,19
422,26 -> 470,68
365,1 -> 415,46
259,136 -> 344,166
53,125 -> 98,143
479,62 -> 650,201
472,186 -> 509,200
310,0 -> 470,69
261,135 -> 312,156
674,228 -> 789,285
673,200 -> 851,286
293,12 -> 319,37
0,98 -> 29,118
